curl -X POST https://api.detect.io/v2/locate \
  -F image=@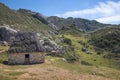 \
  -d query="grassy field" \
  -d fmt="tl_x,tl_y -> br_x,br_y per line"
0,46 -> 9,51
0,51 -> 120,80
0,35 -> 120,80
59,34 -> 120,69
